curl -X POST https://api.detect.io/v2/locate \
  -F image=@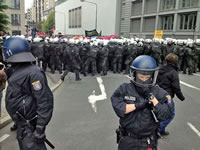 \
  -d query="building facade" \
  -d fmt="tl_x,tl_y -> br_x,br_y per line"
55,0 -> 200,39
26,8 -> 32,22
55,0 -> 121,36
35,0 -> 55,22
43,0 -> 55,20
3,0 -> 26,35
31,1 -> 37,23
120,0 -> 200,39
